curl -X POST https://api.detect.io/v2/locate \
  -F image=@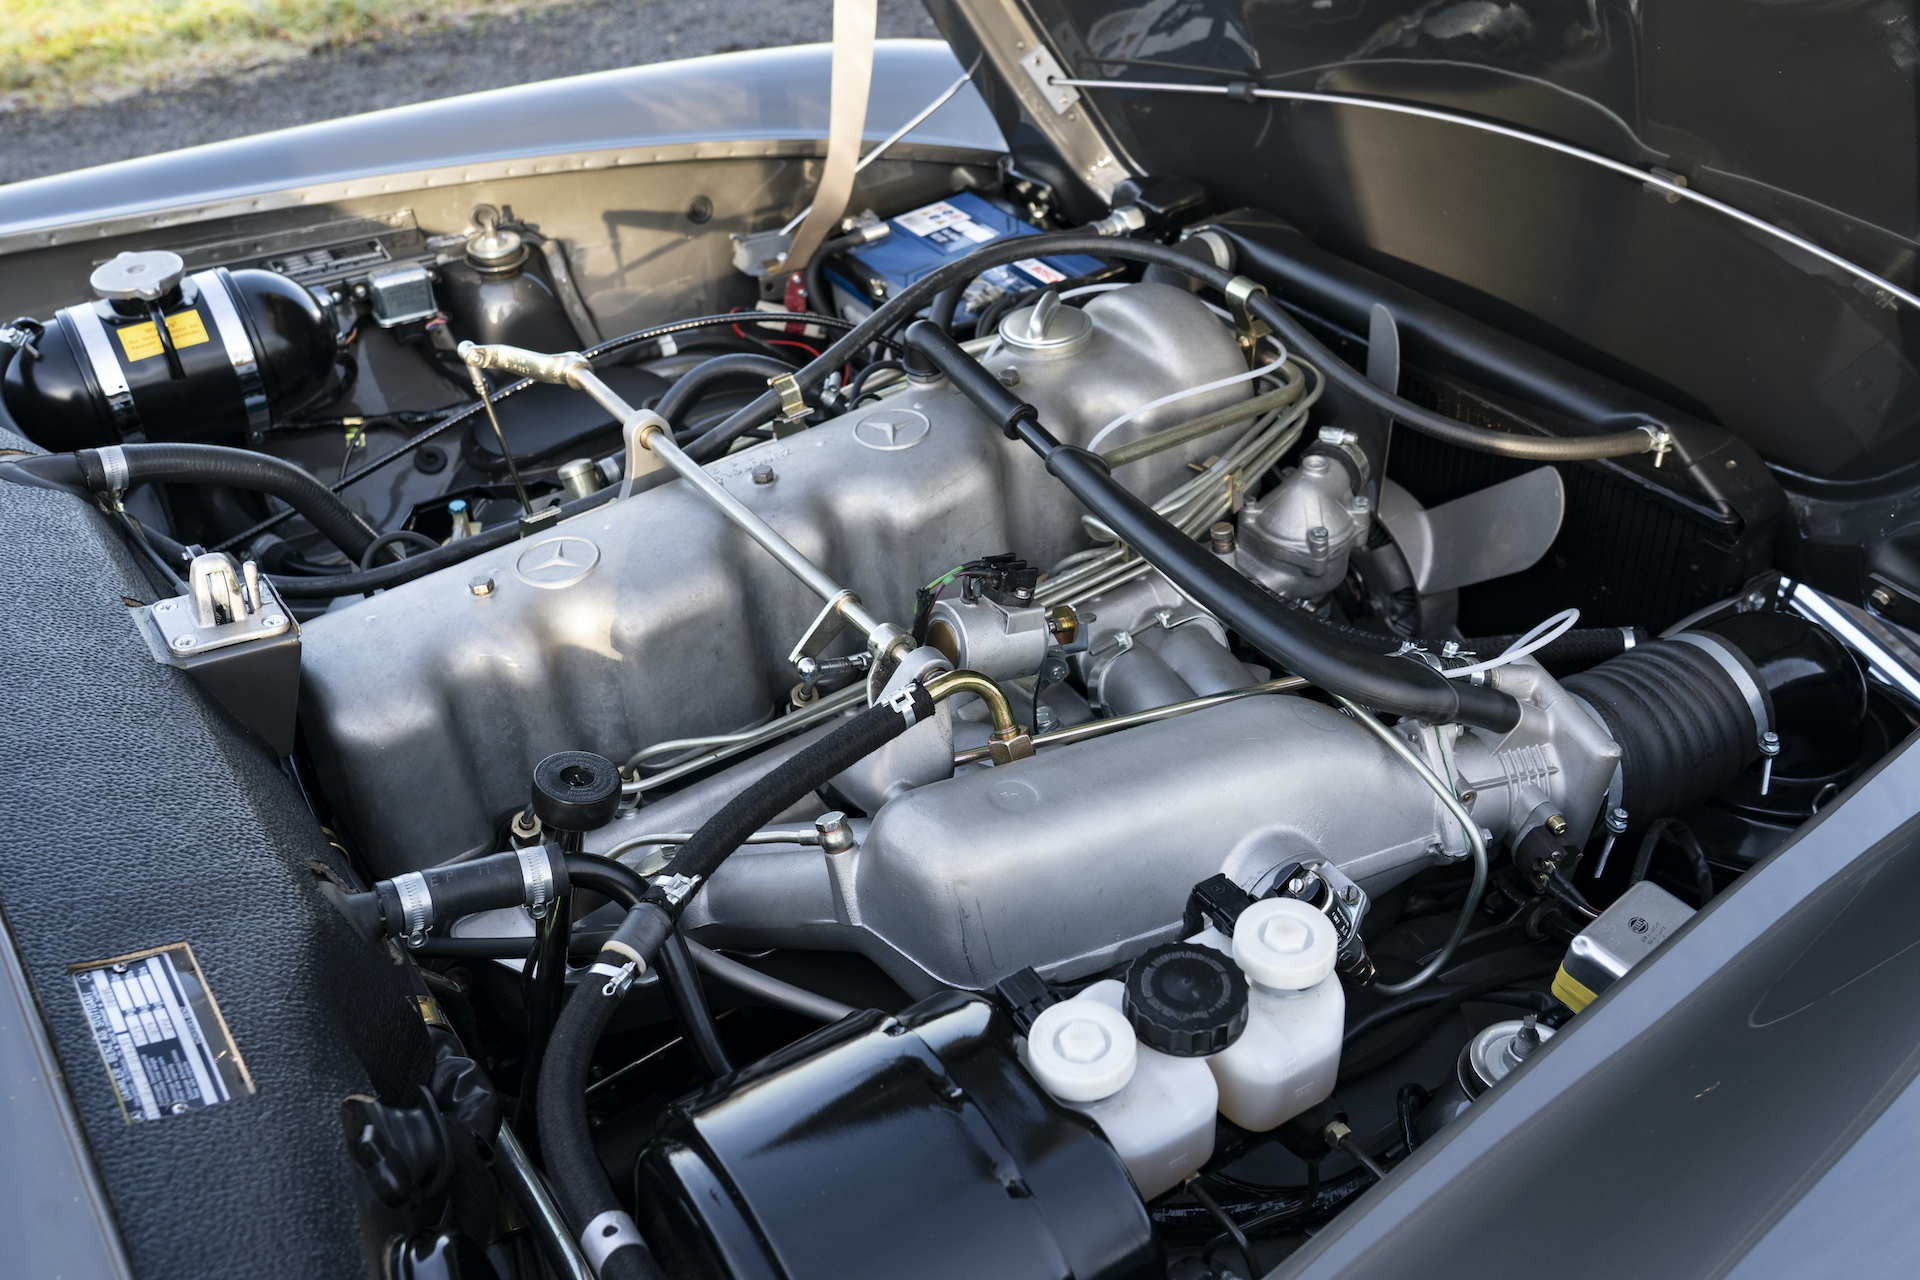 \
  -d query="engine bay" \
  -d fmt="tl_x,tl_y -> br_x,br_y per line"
2,71 -> 1916,1279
